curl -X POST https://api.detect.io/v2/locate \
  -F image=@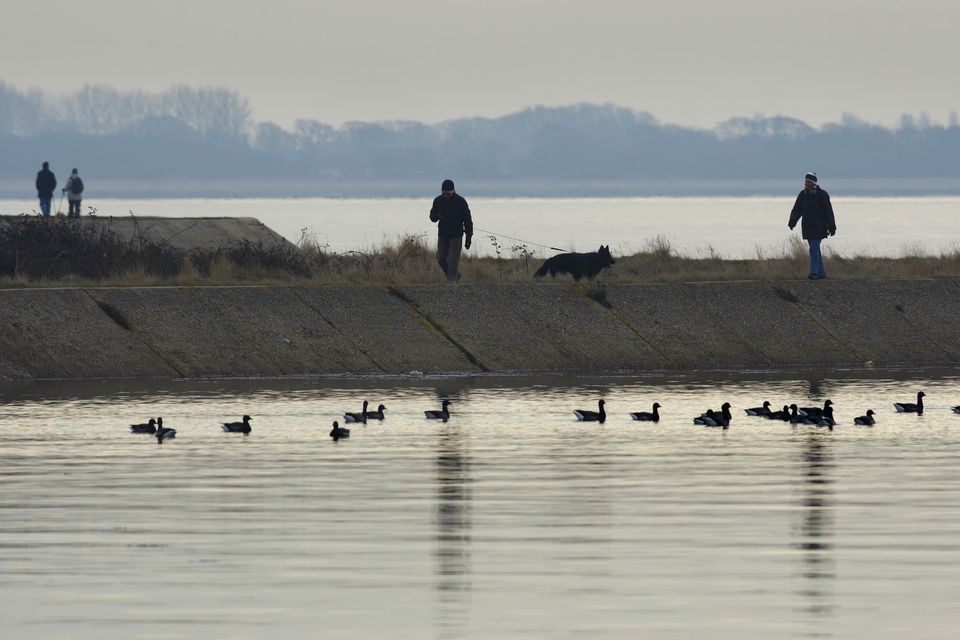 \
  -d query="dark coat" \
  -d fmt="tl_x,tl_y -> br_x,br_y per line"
429,193 -> 473,238
36,168 -> 57,198
789,186 -> 836,240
